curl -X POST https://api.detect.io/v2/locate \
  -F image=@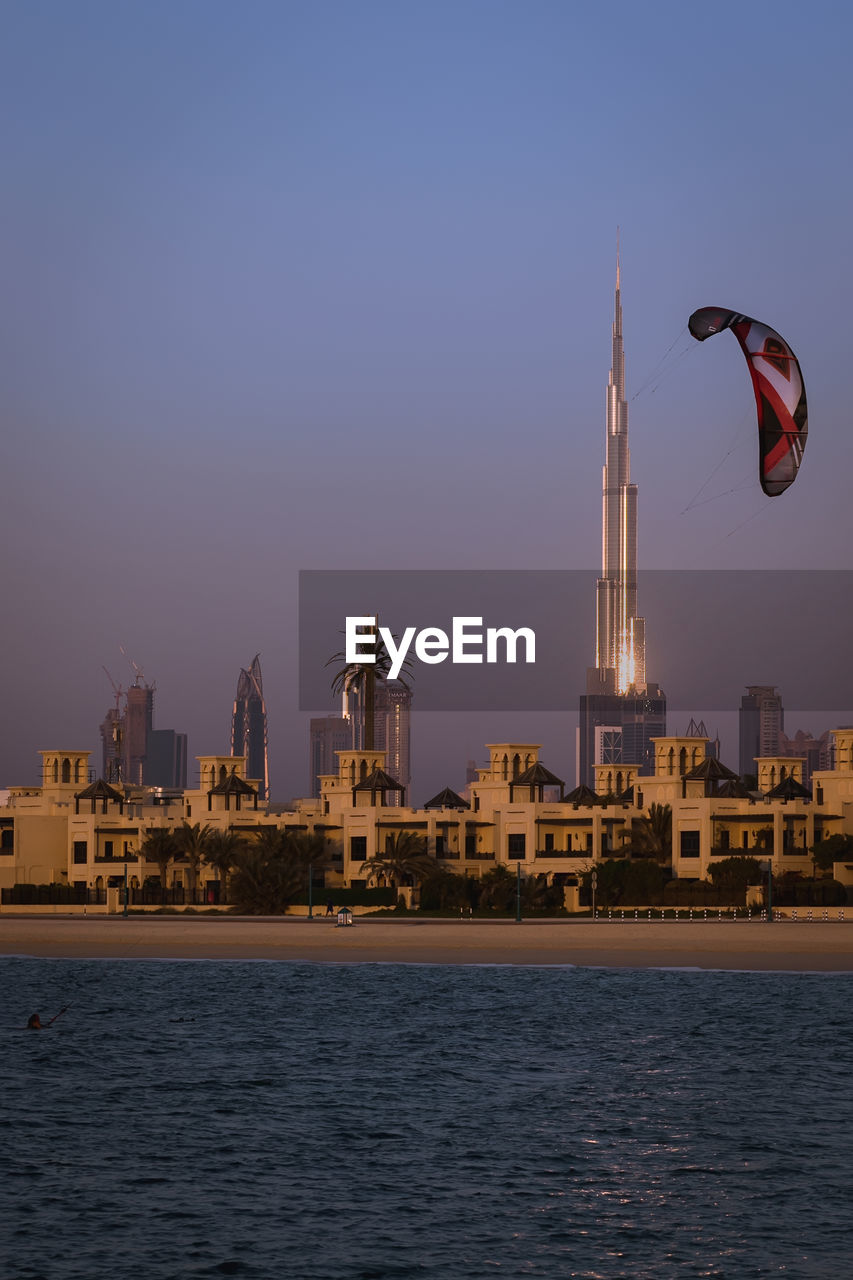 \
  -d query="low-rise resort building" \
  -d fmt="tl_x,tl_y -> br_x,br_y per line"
3,732 -> 853,911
